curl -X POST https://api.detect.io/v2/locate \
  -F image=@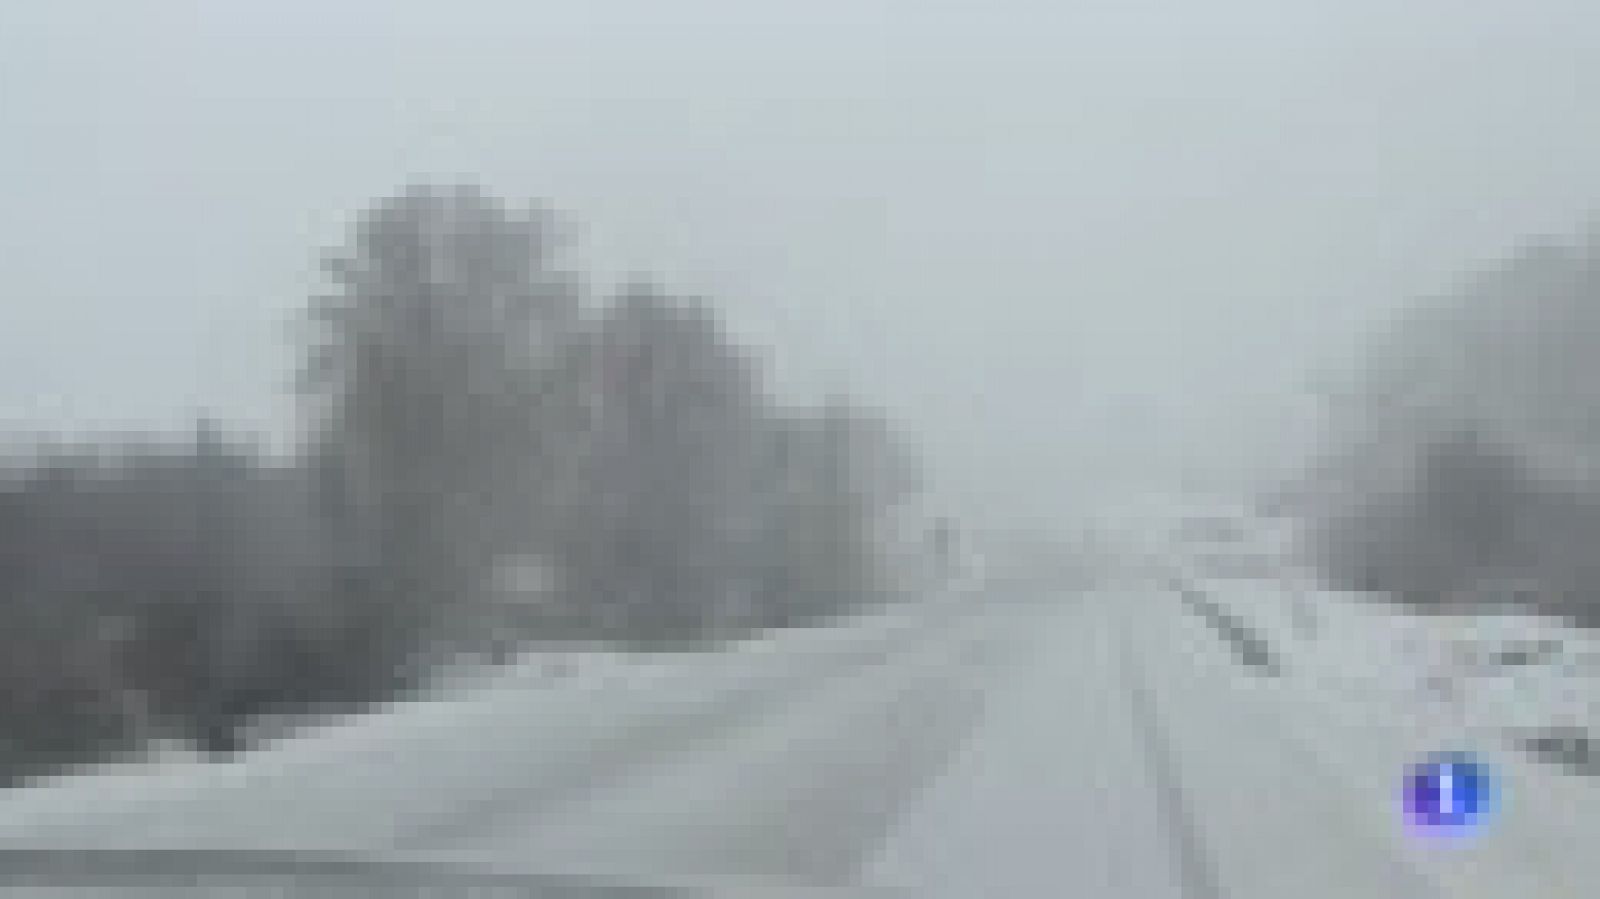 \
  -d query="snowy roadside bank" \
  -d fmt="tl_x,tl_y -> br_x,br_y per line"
1187,571 -> 1599,770
0,580 -> 987,849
